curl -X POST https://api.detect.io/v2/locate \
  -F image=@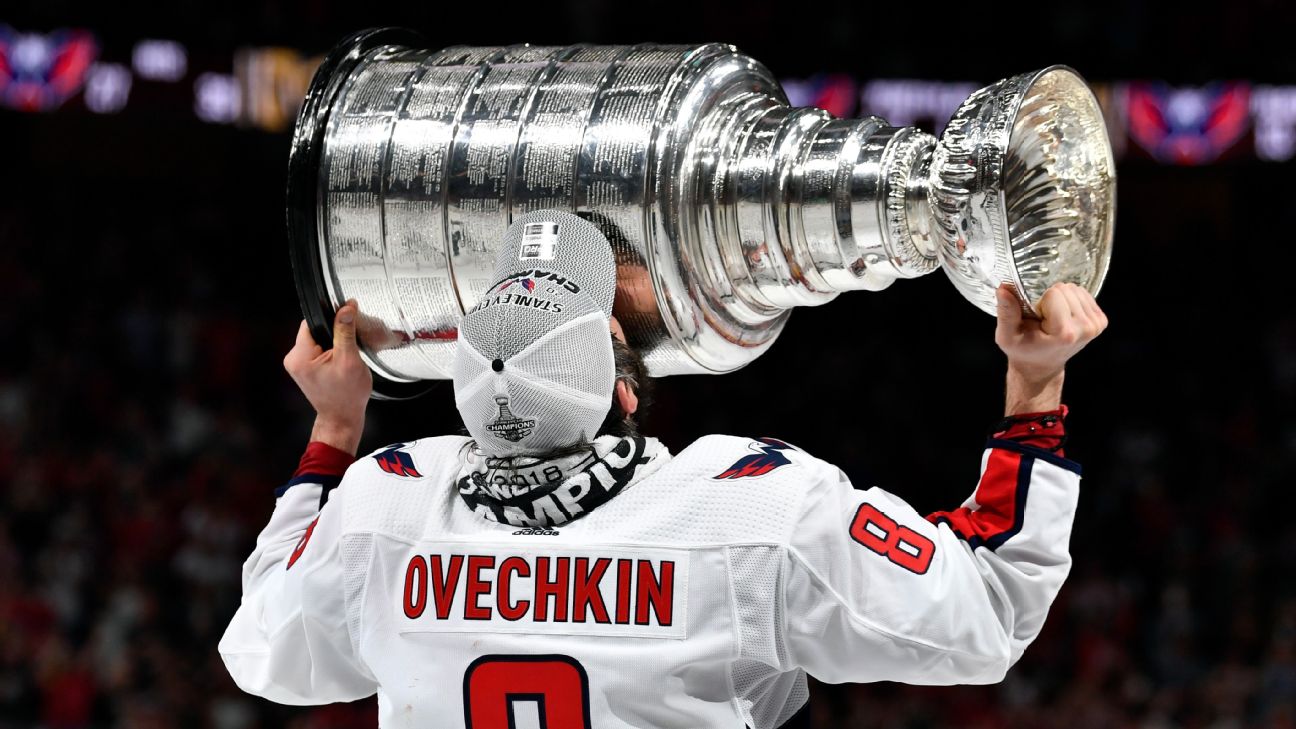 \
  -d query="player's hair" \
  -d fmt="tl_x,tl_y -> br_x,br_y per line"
598,334 -> 652,439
